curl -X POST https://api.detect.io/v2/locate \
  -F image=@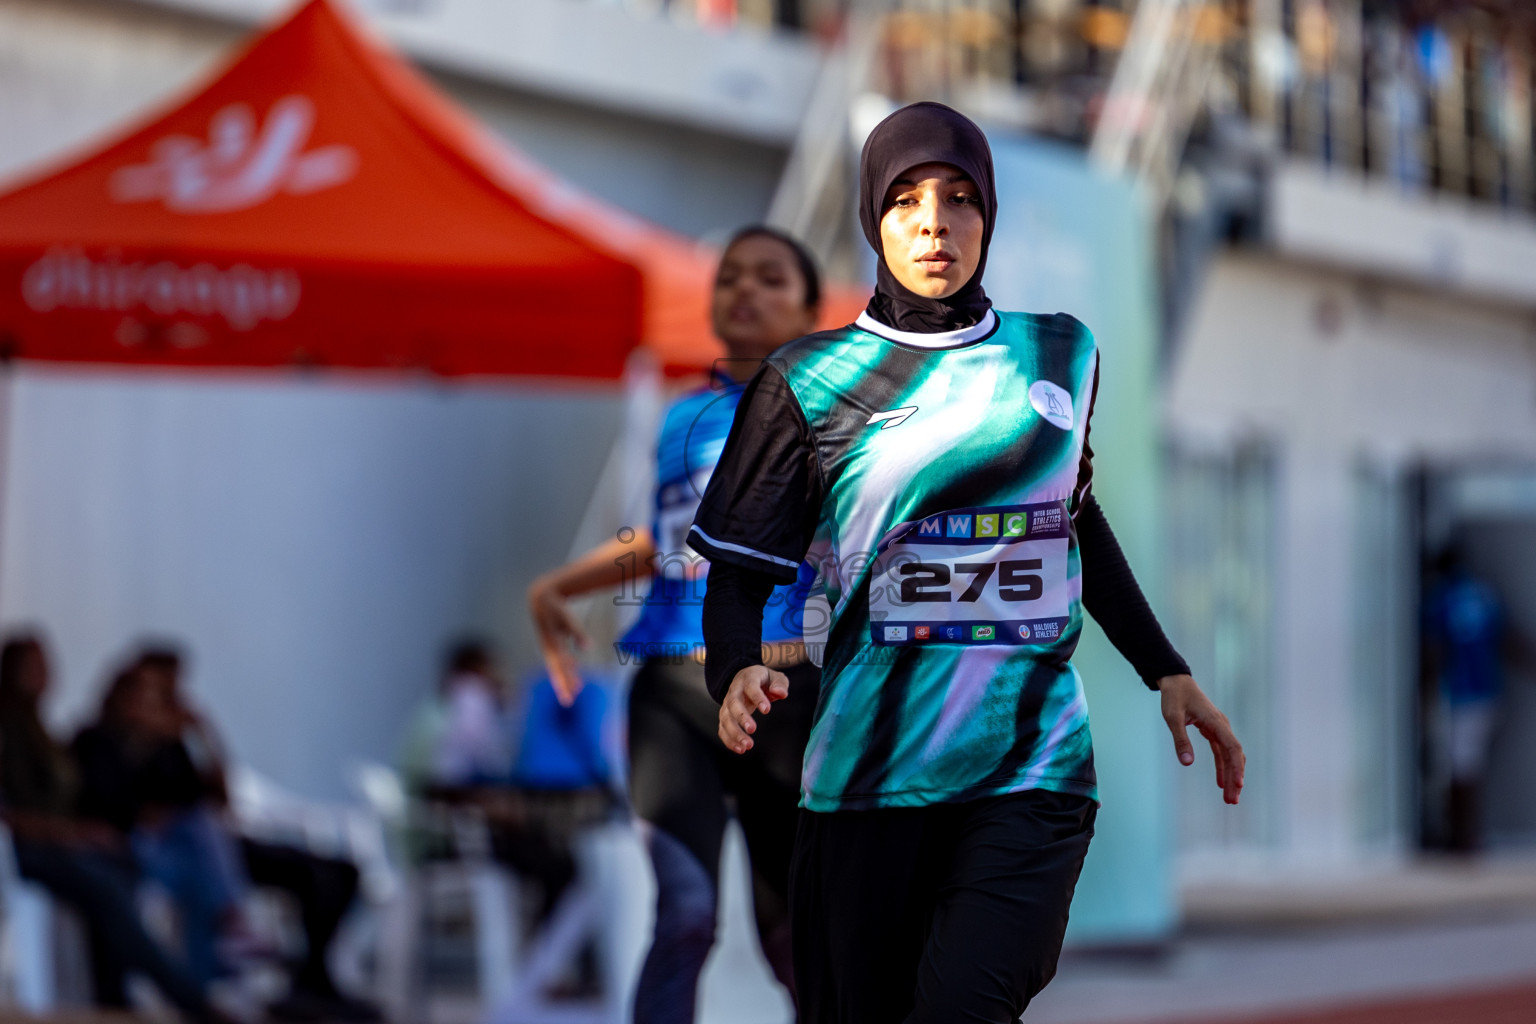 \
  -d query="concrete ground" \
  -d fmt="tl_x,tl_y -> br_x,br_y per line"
1029,911 -> 1536,1023
1028,855 -> 1536,1024
1178,853 -> 1536,928
1192,982 -> 1536,1024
